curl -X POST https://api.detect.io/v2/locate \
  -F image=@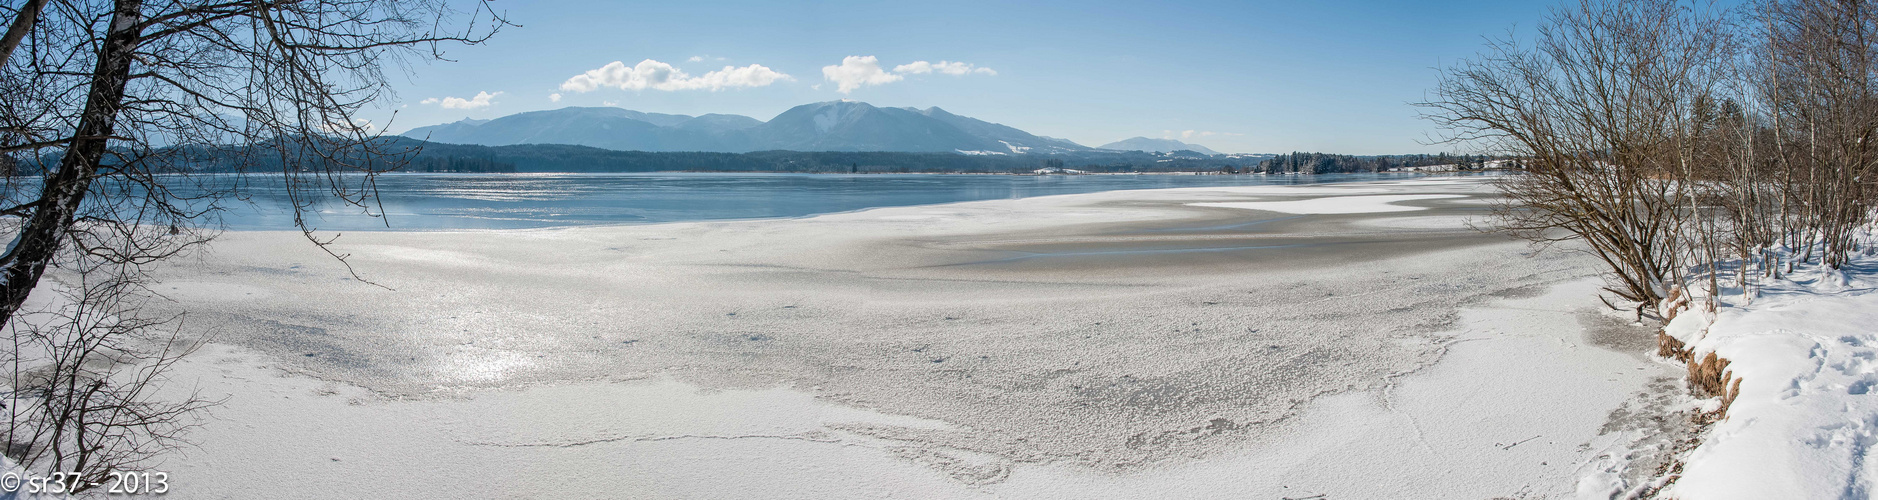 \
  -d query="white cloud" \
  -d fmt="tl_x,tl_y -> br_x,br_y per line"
822,55 -> 904,93
420,91 -> 501,110
694,64 -> 796,90
893,60 -> 996,76
892,61 -> 932,74
603,100 -> 617,106
549,93 -> 562,102
688,55 -> 704,62
559,59 -> 793,93
822,56 -> 996,93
